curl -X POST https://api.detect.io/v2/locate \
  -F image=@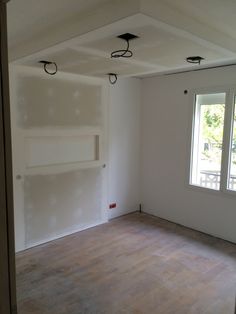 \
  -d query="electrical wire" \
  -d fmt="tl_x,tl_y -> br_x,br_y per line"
186,56 -> 204,65
39,61 -> 58,75
44,62 -> 58,75
108,73 -> 118,84
111,40 -> 133,58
